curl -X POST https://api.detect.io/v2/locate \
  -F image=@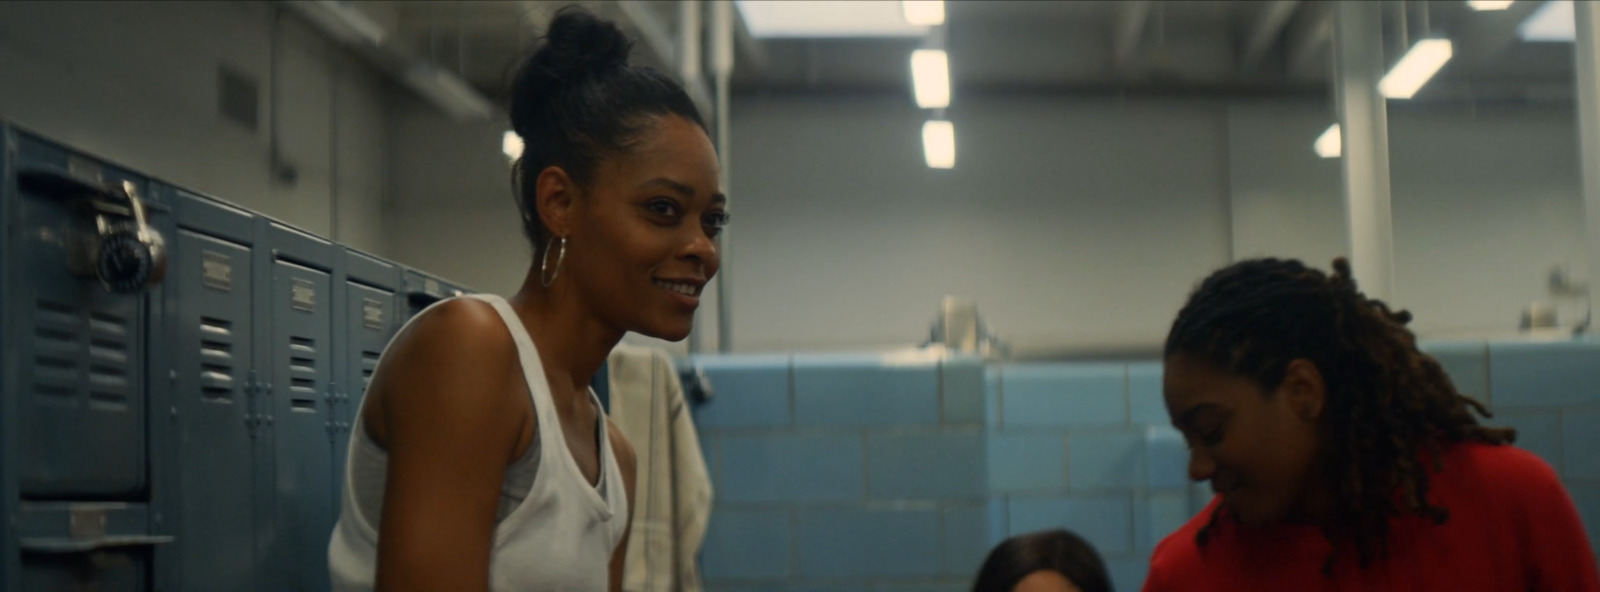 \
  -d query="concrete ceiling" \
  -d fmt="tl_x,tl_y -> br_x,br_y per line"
340,0 -> 1578,106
